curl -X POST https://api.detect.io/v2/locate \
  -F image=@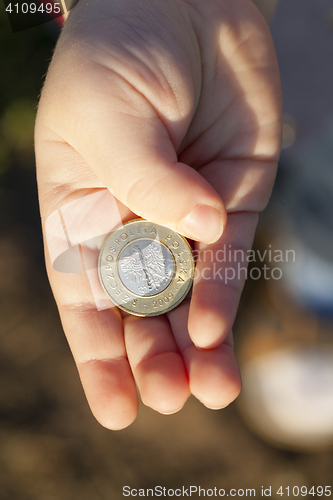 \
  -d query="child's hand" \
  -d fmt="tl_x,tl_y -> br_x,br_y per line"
35,0 -> 282,429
